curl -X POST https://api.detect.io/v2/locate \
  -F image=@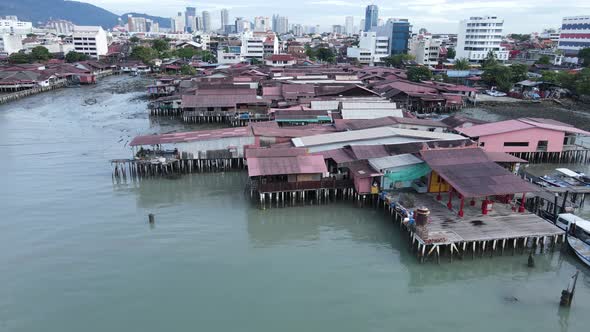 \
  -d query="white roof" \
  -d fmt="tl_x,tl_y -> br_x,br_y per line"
369,154 -> 423,171
559,213 -> 590,231
292,127 -> 466,148
341,108 -> 403,120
